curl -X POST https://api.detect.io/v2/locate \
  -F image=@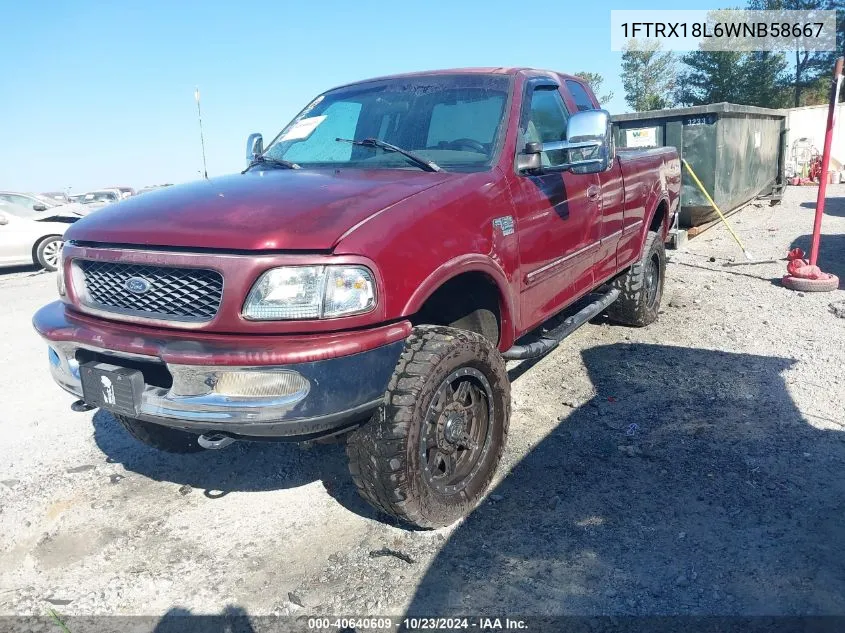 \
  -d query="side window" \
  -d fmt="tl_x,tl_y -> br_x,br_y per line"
565,81 -> 596,112
523,86 -> 570,167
